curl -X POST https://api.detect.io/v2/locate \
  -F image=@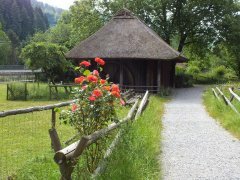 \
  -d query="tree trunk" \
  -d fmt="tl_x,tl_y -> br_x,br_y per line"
178,35 -> 187,52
